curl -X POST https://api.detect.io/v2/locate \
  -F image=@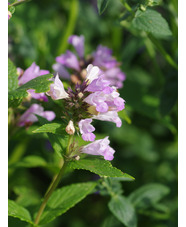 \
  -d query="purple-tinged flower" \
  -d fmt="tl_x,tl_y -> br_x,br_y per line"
86,75 -> 110,92
81,136 -> 115,160
102,67 -> 126,89
46,74 -> 69,100
78,119 -> 96,141
52,63 -> 70,79
93,111 -> 122,127
85,64 -> 100,83
68,35 -> 84,58
18,104 -> 55,127
92,45 -> 117,69
18,62 -> 49,85
18,62 -> 49,102
85,86 -> 125,113
56,50 -> 80,71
